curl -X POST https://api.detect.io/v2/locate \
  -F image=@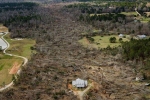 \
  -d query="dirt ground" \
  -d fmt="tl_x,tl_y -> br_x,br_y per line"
9,62 -> 21,74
